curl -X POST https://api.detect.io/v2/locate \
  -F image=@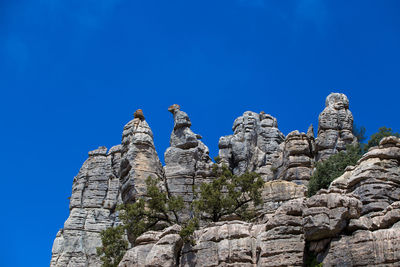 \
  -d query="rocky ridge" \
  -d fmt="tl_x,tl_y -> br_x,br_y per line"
51,93 -> 400,267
